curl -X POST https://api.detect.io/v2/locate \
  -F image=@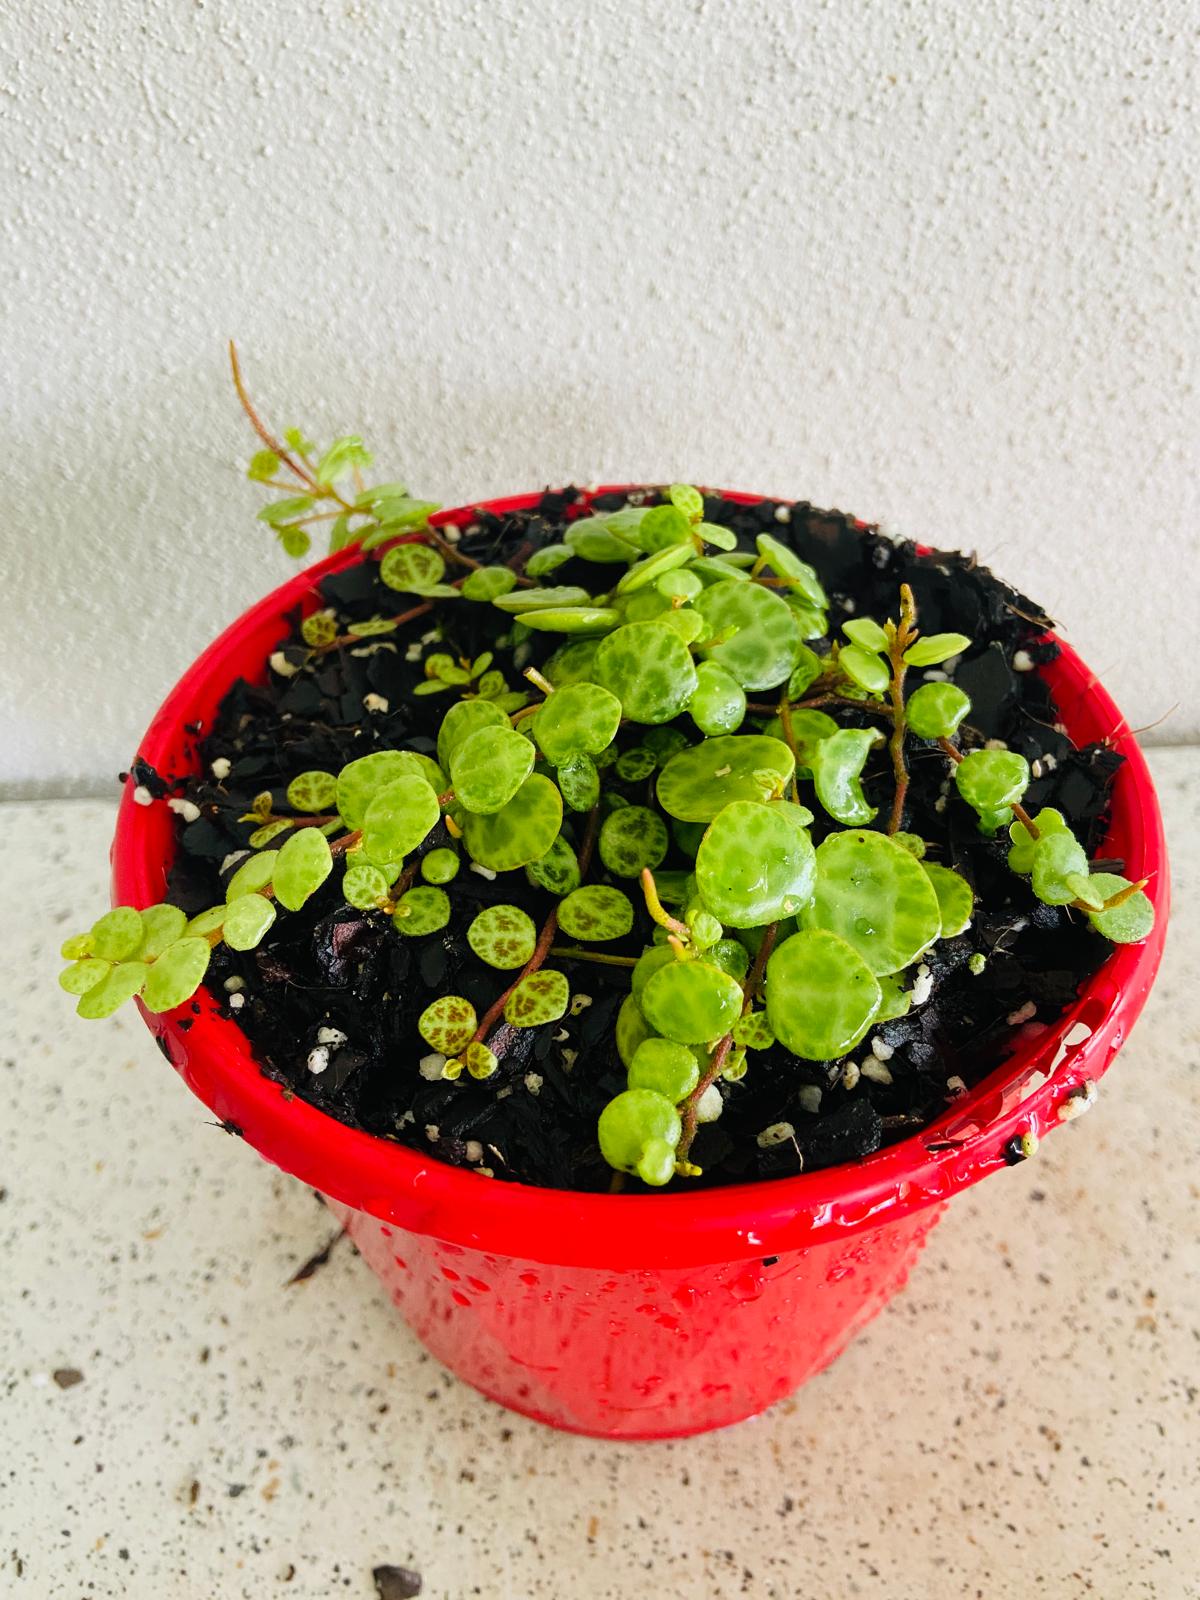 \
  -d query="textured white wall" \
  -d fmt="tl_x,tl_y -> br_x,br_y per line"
2,1 -> 1197,793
